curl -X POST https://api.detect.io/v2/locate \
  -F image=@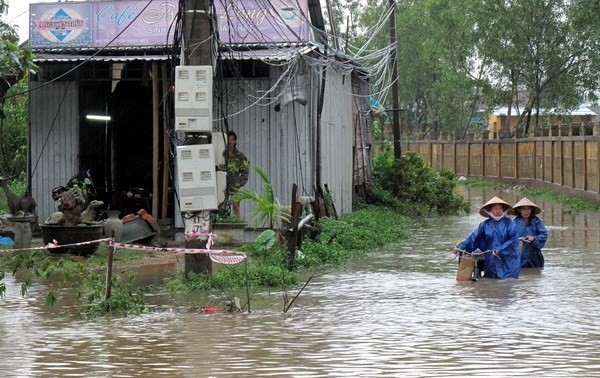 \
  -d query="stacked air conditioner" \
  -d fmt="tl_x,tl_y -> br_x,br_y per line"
175,66 -> 226,211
